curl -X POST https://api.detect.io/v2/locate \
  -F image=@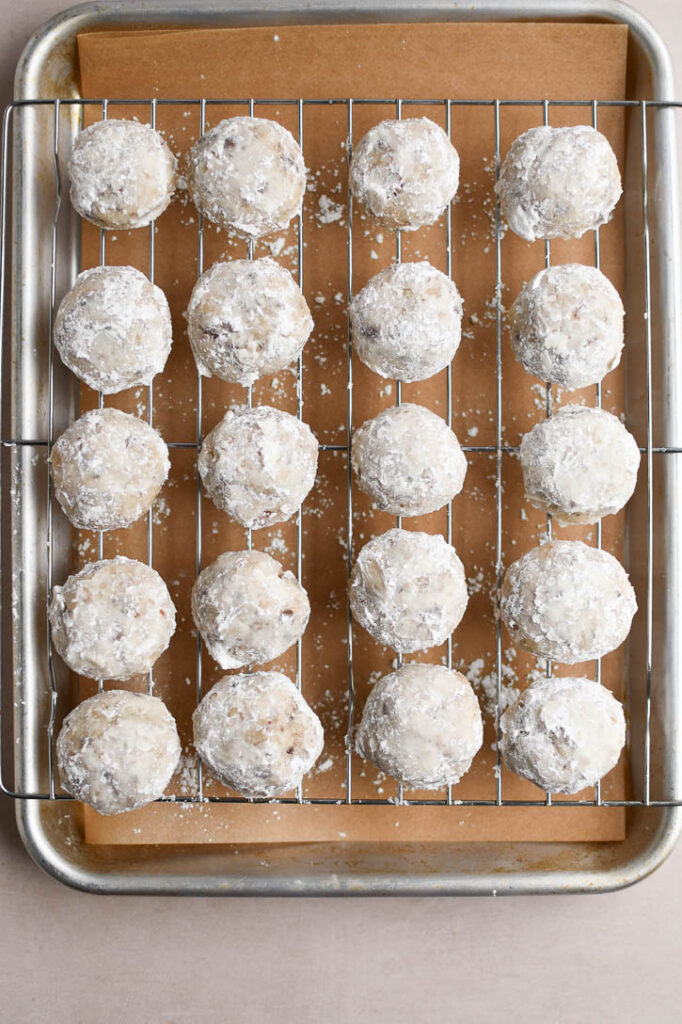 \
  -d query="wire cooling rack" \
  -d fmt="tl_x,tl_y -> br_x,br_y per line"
1,96 -> 681,810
